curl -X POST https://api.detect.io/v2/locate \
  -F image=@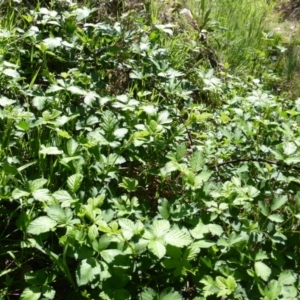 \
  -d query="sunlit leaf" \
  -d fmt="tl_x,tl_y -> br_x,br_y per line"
27,216 -> 57,235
